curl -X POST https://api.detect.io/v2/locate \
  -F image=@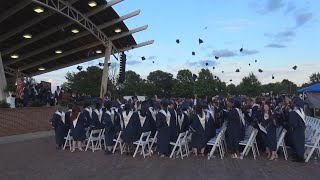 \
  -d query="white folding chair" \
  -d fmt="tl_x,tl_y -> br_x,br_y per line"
169,132 -> 188,159
305,131 -> 320,162
133,131 -> 152,158
63,129 -> 73,151
99,129 -> 106,150
85,129 -> 102,152
207,128 -> 225,160
148,131 -> 158,154
276,129 -> 288,160
112,131 -> 124,154
186,130 -> 193,155
239,129 -> 259,160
